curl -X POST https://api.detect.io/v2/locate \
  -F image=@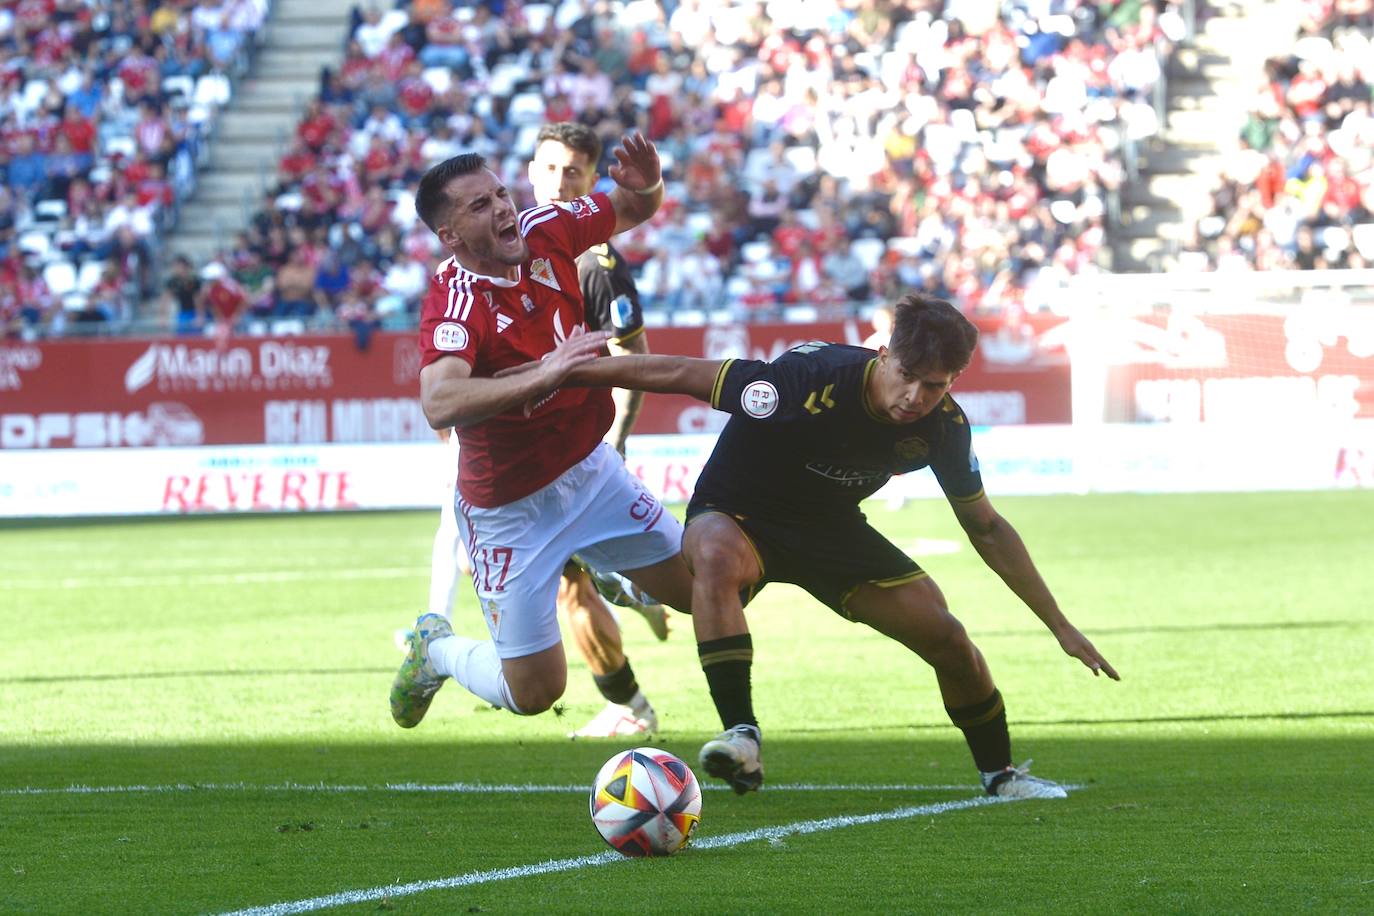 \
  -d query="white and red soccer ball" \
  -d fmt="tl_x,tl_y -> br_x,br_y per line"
589,747 -> 702,857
